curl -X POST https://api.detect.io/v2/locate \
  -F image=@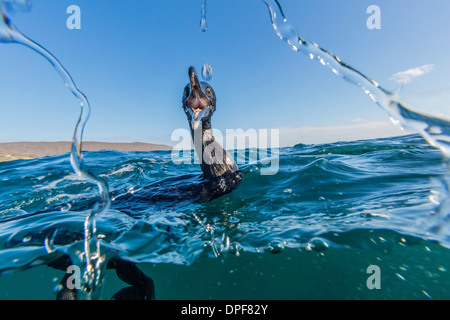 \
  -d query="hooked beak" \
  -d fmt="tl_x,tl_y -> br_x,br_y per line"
186,66 -> 211,130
